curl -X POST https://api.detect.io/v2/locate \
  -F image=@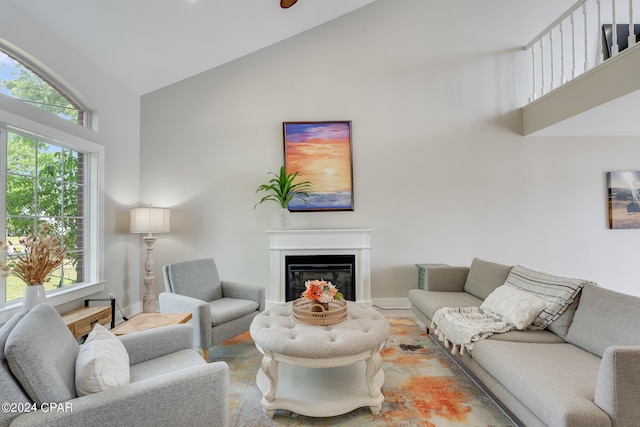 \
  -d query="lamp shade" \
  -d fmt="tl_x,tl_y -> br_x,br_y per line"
130,207 -> 171,234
